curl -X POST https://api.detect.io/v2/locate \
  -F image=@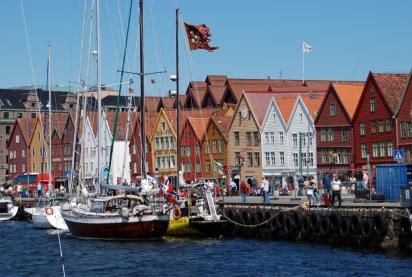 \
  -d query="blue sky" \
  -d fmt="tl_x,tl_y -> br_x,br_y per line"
0,0 -> 411,96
